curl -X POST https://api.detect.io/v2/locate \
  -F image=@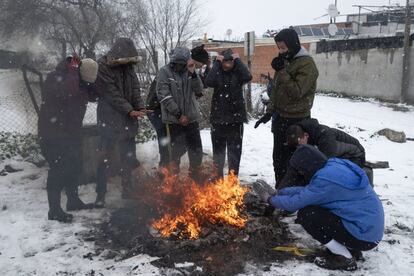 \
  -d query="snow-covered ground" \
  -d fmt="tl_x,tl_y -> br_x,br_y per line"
1,94 -> 414,275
